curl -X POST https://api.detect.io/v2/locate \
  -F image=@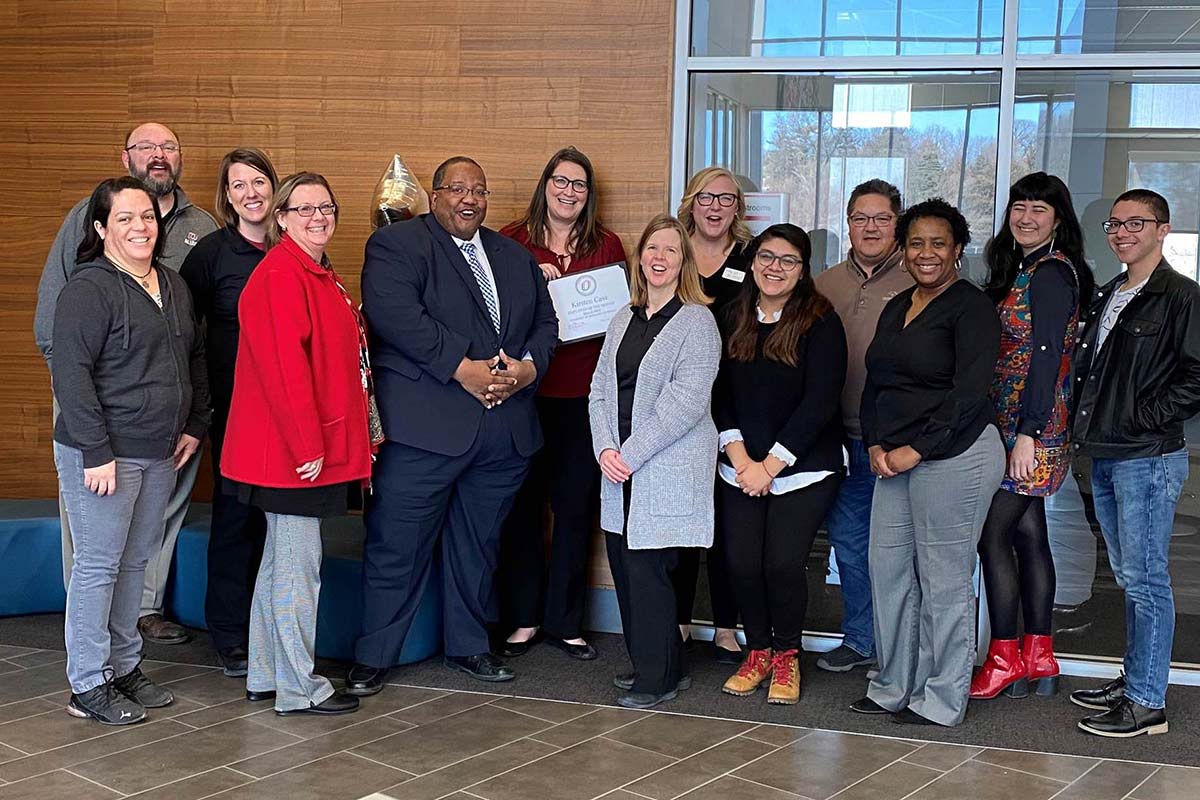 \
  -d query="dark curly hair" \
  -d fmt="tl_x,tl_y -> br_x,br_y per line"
896,197 -> 970,251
